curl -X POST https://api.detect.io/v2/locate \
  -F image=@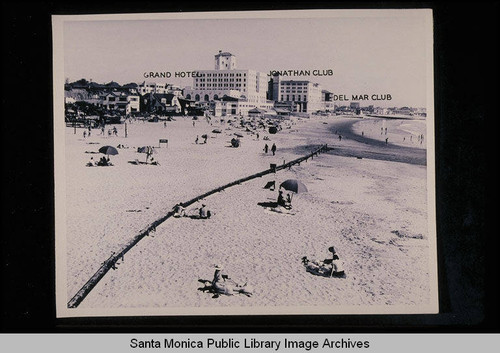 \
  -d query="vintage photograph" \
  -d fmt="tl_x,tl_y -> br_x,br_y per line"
52,9 -> 437,317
